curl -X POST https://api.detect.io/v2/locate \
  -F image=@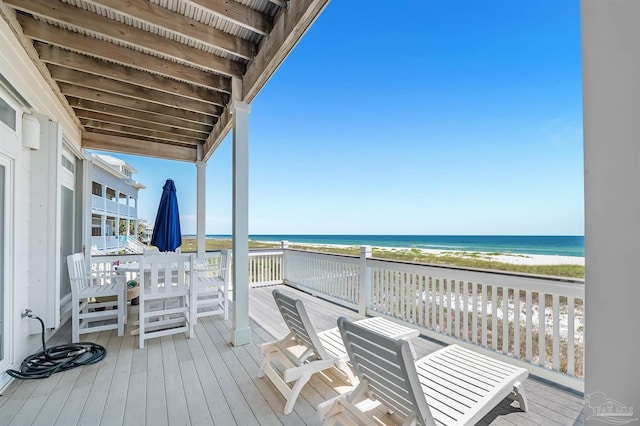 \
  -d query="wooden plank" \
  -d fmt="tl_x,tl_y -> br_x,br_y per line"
193,321 -> 260,425
160,336 -> 190,425
185,0 -> 272,36
2,373 -> 59,425
53,331 -> 111,425
184,324 -> 236,424
78,331 -> 122,424
49,65 -> 223,114
0,2 -> 82,130
81,0 -> 256,60
0,285 -> 586,426
144,338 -> 168,425
7,0 -> 243,78
74,109 -> 209,139
80,119 -> 202,145
59,83 -> 215,125
18,14 -> 231,92
100,325 -> 135,426
82,131 -> 198,162
36,45 -> 229,104
68,97 -> 213,134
